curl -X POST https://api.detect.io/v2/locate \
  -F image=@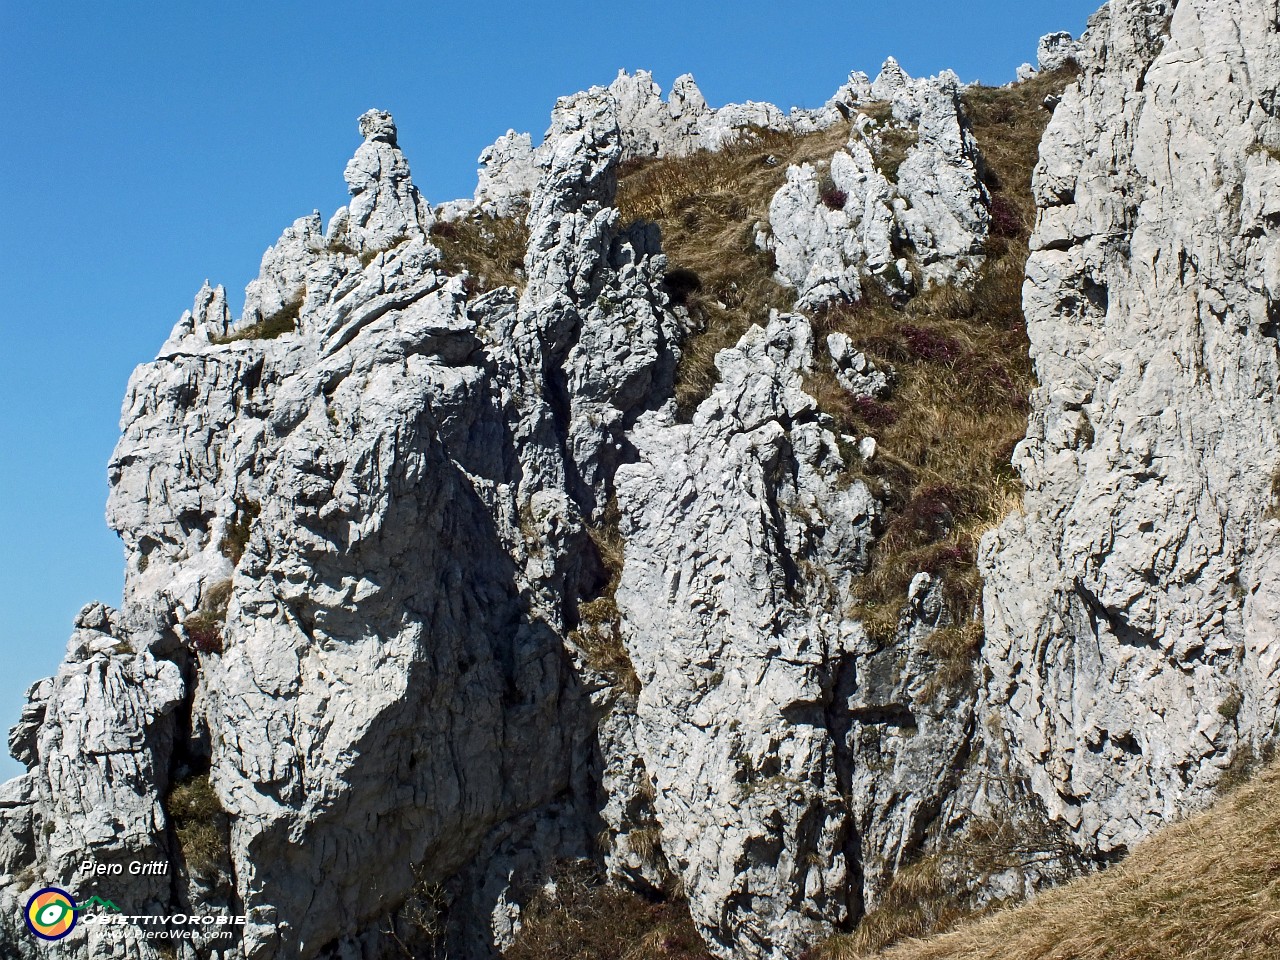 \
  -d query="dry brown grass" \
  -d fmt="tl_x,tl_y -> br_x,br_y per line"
431,213 -> 529,294
166,773 -> 231,880
808,794 -> 1077,960
808,858 -> 975,960
503,861 -> 712,960
183,577 -> 232,656
818,760 -> 1280,960
212,290 -> 304,343
616,123 -> 852,416
218,498 -> 260,564
919,621 -> 985,695
571,499 -> 640,696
